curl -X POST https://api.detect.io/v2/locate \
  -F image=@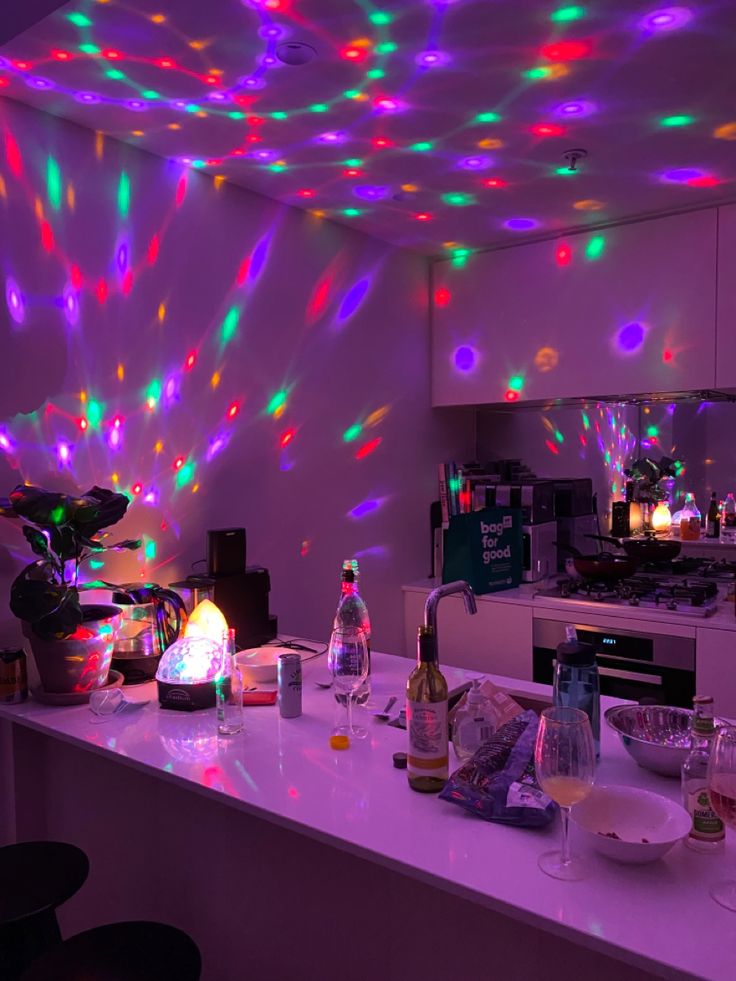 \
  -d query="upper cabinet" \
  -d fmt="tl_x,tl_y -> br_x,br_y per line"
716,204 -> 736,390
432,210 -> 718,406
